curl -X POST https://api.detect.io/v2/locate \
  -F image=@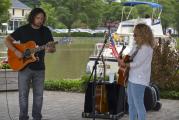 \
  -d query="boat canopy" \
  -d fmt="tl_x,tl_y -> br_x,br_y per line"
122,1 -> 162,9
